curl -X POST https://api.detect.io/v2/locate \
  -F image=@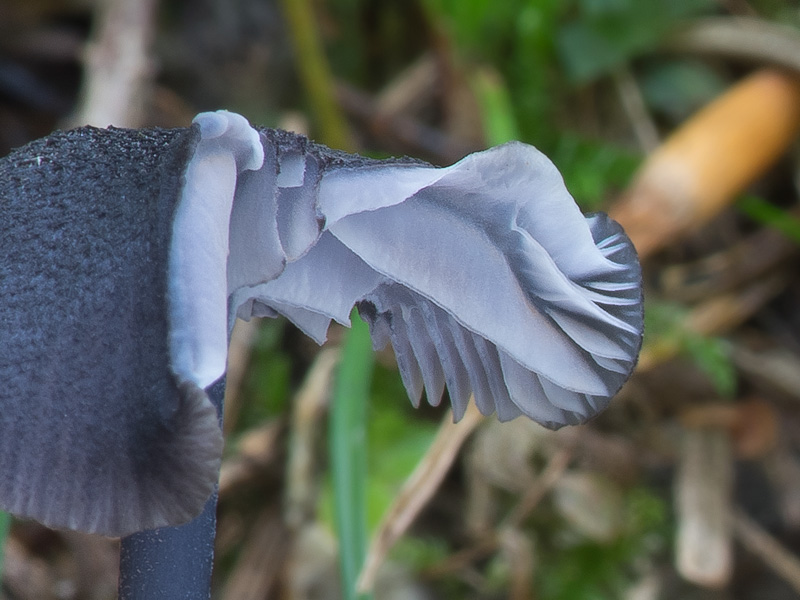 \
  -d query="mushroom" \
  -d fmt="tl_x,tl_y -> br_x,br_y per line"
0,110 -> 642,540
